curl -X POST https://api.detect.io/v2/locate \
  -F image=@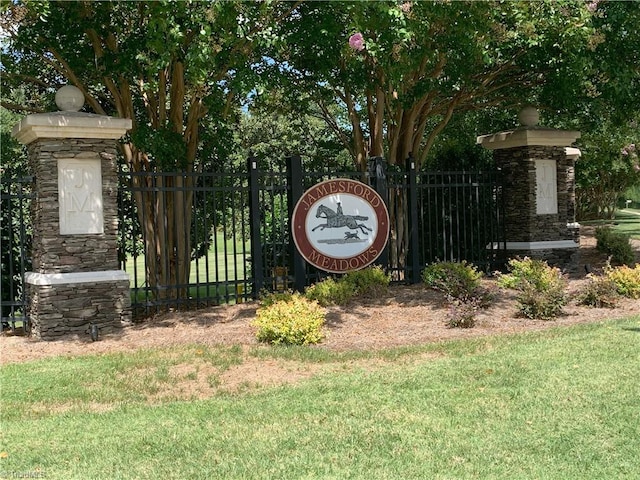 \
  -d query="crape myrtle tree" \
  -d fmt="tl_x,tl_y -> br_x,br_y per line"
575,116 -> 640,220
260,0 -> 613,270
556,1 -> 640,220
1,0 -> 298,302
